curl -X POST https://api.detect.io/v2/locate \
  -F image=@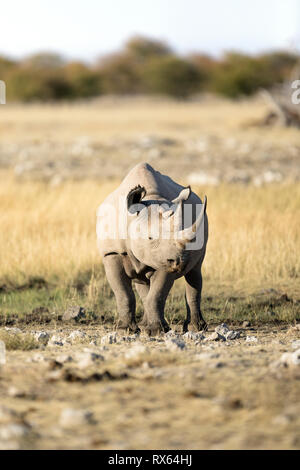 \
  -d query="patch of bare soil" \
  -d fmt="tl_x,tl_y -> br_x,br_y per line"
0,323 -> 299,449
